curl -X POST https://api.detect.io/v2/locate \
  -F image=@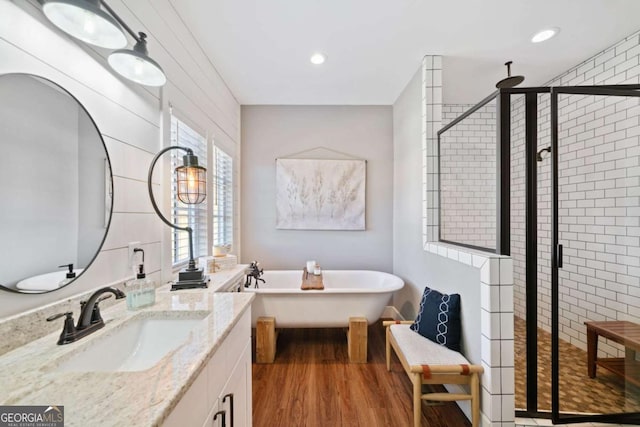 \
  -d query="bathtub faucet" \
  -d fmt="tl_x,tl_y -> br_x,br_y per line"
245,261 -> 265,288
